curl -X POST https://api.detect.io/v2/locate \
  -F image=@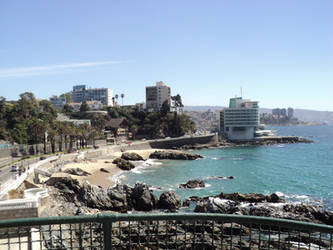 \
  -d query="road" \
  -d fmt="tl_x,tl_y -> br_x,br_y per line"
0,157 -> 37,188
